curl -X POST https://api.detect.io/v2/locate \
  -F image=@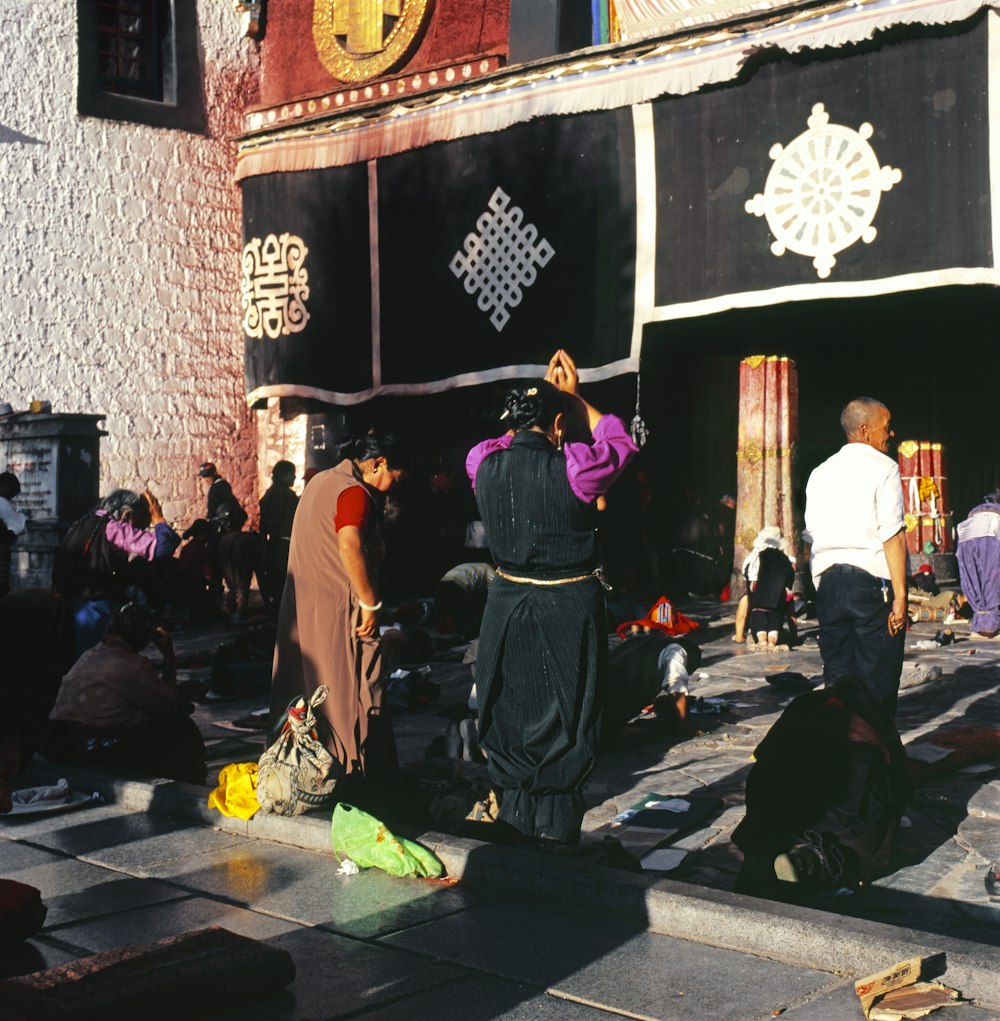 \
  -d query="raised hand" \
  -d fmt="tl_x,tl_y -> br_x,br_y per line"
545,349 -> 579,394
